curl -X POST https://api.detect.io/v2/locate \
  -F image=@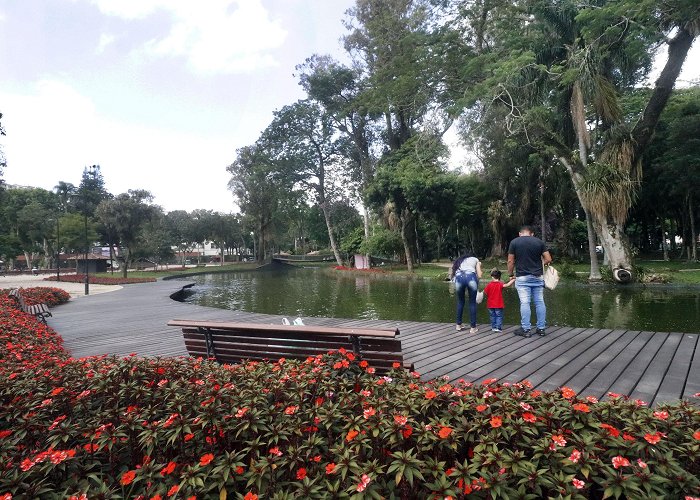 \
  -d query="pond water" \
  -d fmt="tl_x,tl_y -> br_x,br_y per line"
176,266 -> 700,333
